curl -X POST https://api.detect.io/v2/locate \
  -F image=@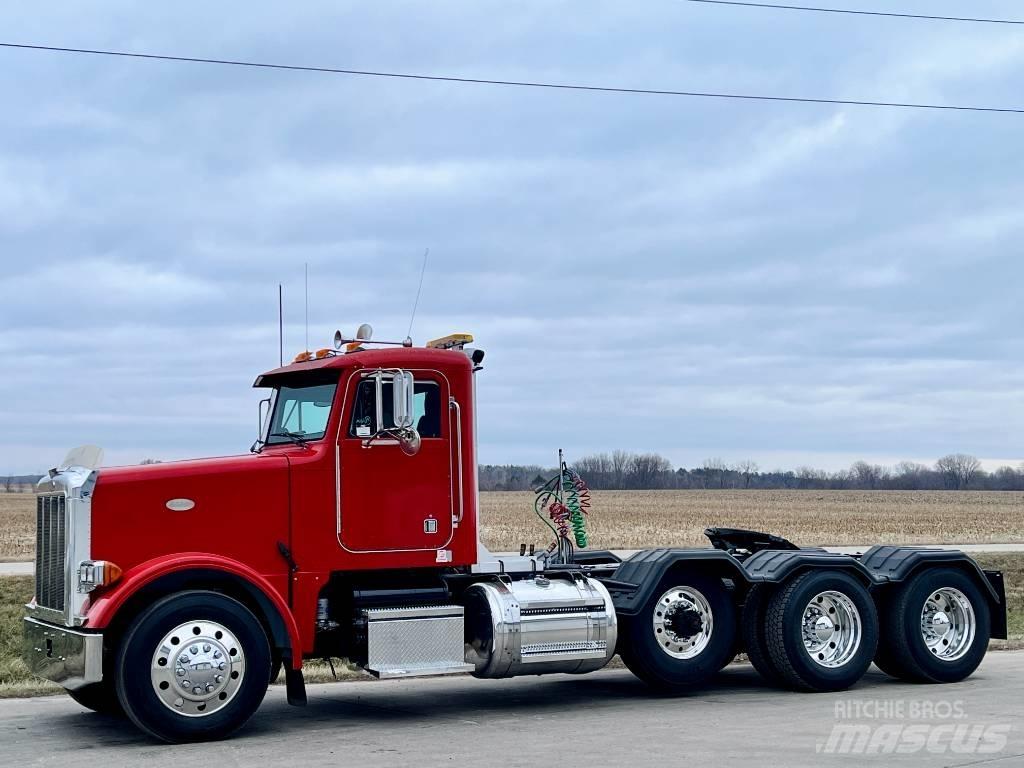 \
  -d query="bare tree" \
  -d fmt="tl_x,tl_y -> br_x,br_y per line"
850,461 -> 885,490
702,458 -> 727,489
628,453 -> 672,489
573,453 -> 613,488
610,450 -> 630,489
736,460 -> 759,489
2,476 -> 13,493
935,454 -> 981,490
